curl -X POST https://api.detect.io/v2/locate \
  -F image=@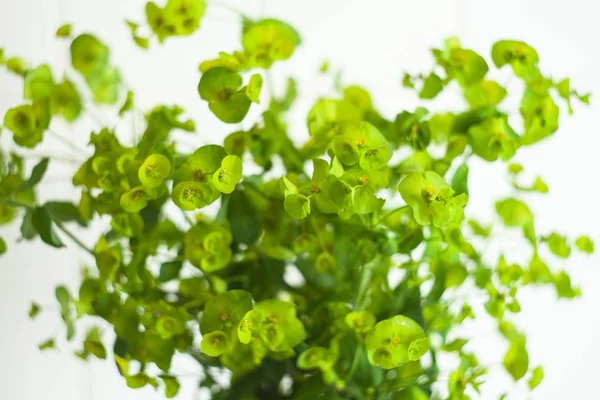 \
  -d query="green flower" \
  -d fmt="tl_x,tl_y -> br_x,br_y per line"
120,186 -> 156,212
520,90 -> 559,145
468,117 -> 520,162
139,154 -> 171,188
200,290 -> 253,336
172,181 -> 219,211
492,40 -> 539,78
399,171 -> 468,227
365,315 -> 430,369
238,300 -> 306,352
242,18 -> 301,68
70,34 -> 109,75
212,155 -> 243,194
340,121 -> 392,170
198,67 -> 252,123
